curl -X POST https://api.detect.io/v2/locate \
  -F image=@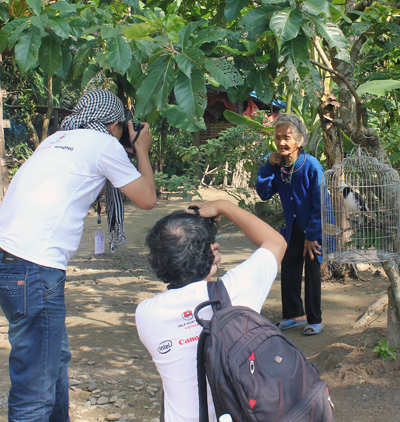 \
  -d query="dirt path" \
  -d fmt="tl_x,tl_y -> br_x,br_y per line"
0,187 -> 399,421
